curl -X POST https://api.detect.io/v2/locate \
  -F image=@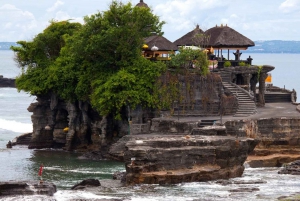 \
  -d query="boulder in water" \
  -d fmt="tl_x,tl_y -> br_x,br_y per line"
71,179 -> 101,190
0,181 -> 56,196
278,160 -> 300,175
6,141 -> 12,148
